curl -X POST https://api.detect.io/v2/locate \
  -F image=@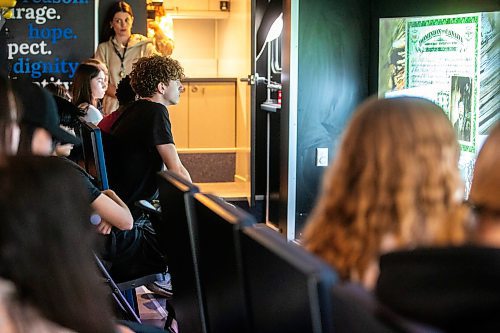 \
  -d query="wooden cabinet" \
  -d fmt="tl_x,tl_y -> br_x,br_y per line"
208,0 -> 222,11
188,82 -> 235,148
168,81 -> 236,149
166,0 -> 221,11
166,0 -> 207,11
